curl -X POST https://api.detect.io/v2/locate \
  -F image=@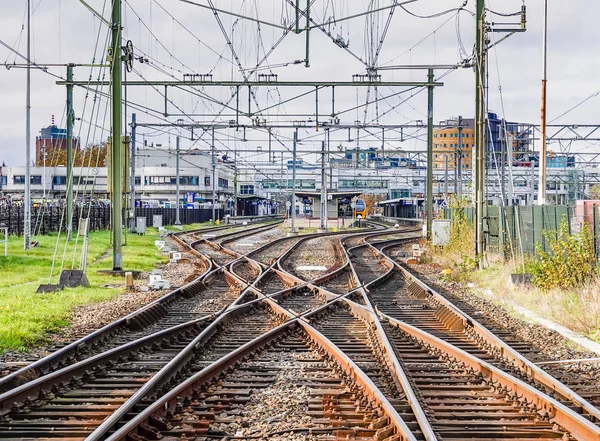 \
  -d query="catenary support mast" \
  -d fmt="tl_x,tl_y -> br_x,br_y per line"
426,69 -> 434,240
474,0 -> 486,261
111,0 -> 123,270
